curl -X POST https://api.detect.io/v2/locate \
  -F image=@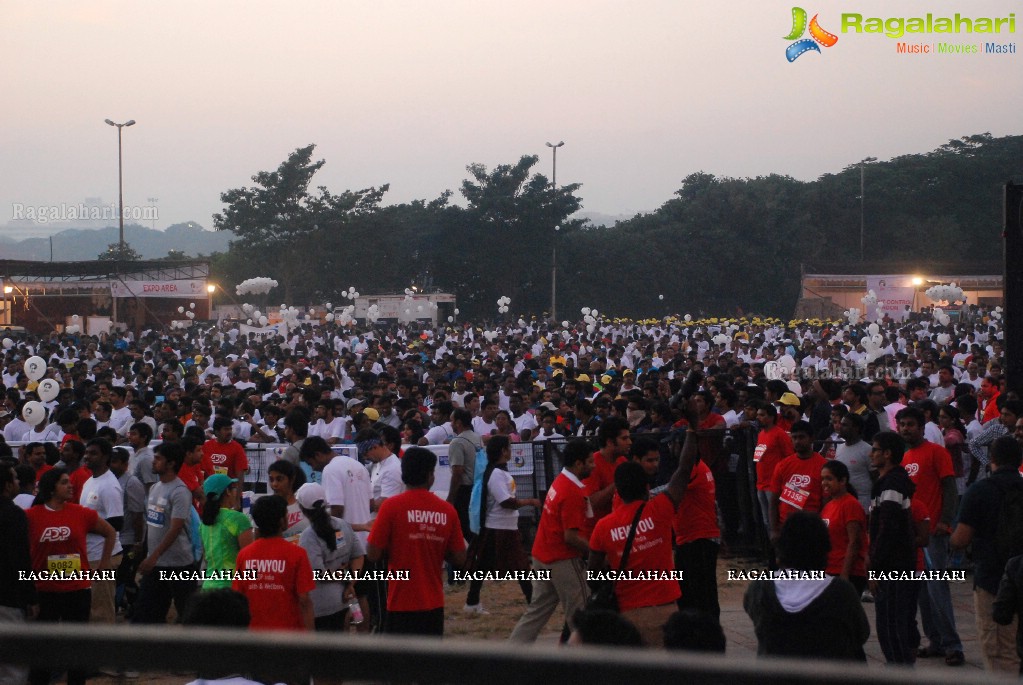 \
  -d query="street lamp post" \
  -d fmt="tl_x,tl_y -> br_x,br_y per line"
546,141 -> 564,321
105,118 -> 135,327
